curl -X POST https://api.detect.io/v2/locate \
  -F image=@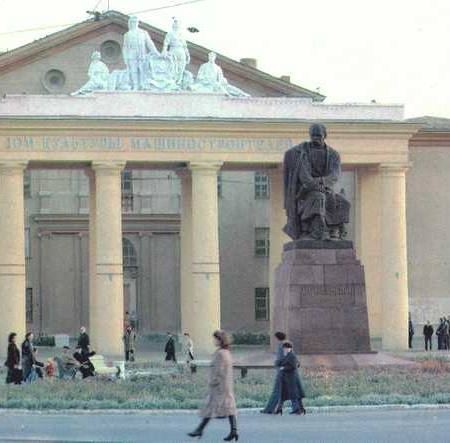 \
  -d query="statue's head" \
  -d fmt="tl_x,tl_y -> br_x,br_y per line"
91,51 -> 101,61
208,52 -> 217,63
309,123 -> 327,146
172,17 -> 180,31
128,16 -> 139,30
